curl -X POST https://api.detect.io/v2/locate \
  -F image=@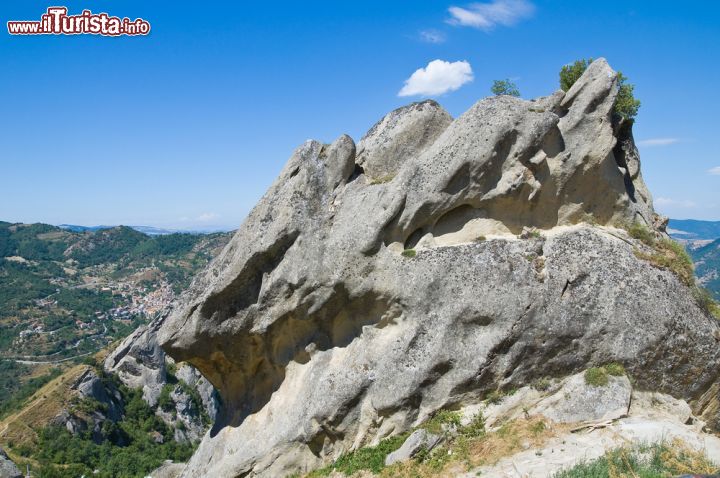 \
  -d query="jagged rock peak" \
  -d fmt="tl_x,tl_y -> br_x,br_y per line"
158,59 -> 718,477
356,99 -> 452,181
